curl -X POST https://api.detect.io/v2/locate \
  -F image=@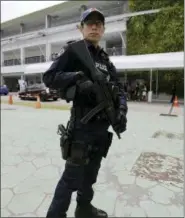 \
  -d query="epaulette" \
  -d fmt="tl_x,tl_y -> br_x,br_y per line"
66,40 -> 77,44
101,49 -> 110,61
57,47 -> 66,56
